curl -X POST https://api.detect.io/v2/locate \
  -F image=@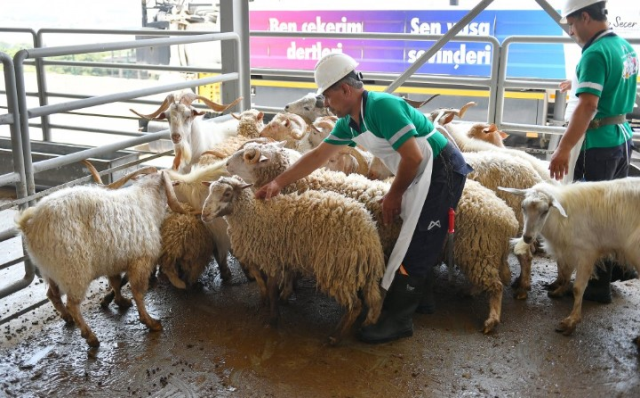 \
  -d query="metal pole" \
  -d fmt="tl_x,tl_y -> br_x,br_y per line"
221,0 -> 251,110
34,32 -> 51,141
